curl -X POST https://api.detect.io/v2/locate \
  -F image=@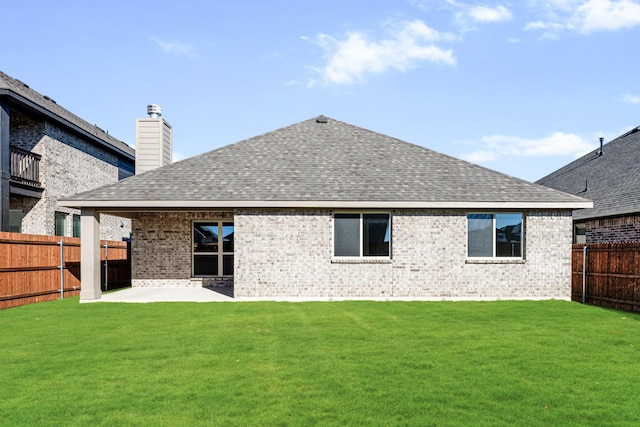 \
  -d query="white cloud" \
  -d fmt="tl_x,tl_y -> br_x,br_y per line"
524,20 -> 566,31
172,151 -> 188,162
524,19 -> 565,38
468,5 -> 513,22
573,0 -> 640,32
525,0 -> 640,36
151,37 -> 198,58
444,1 -> 513,28
463,150 -> 499,162
528,0 -> 581,13
622,93 -> 640,103
461,132 -> 597,164
307,20 -> 456,86
263,51 -> 283,59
